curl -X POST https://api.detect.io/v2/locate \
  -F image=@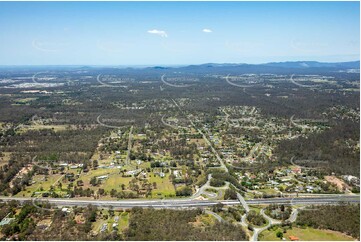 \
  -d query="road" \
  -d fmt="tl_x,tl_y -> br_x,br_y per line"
205,210 -> 224,222
192,174 -> 231,199
0,194 -> 358,209
290,115 -> 309,131
287,208 -> 299,223
171,98 -> 228,172
237,192 -> 250,212
191,174 -> 212,198
125,125 -> 133,166
251,209 -> 282,241
289,74 -> 318,88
